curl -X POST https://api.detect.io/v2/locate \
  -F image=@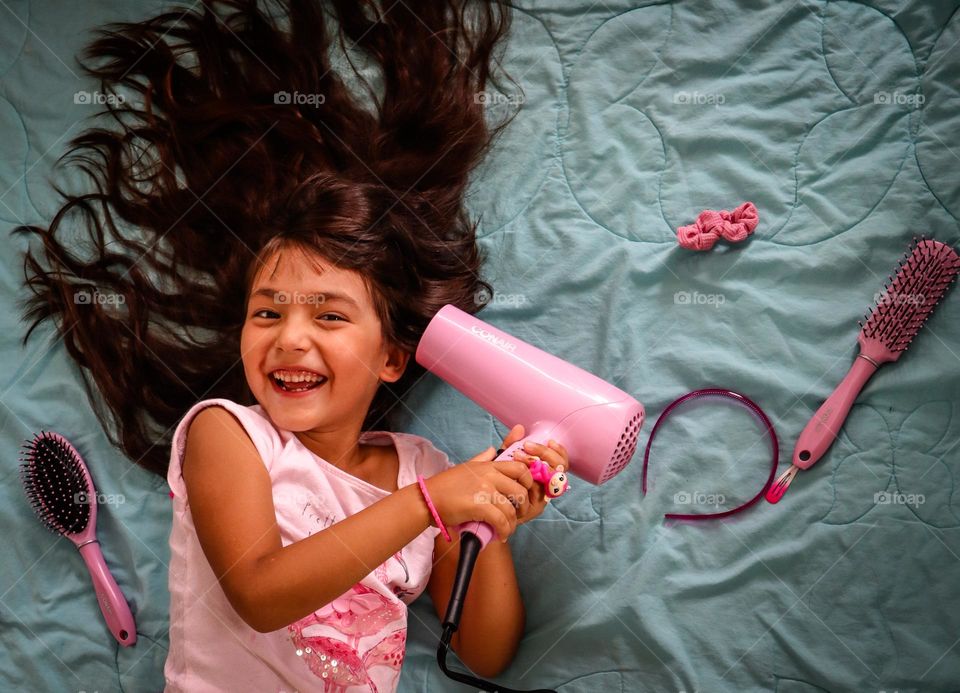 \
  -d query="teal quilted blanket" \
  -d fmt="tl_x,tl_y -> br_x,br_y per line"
1,1 -> 958,690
